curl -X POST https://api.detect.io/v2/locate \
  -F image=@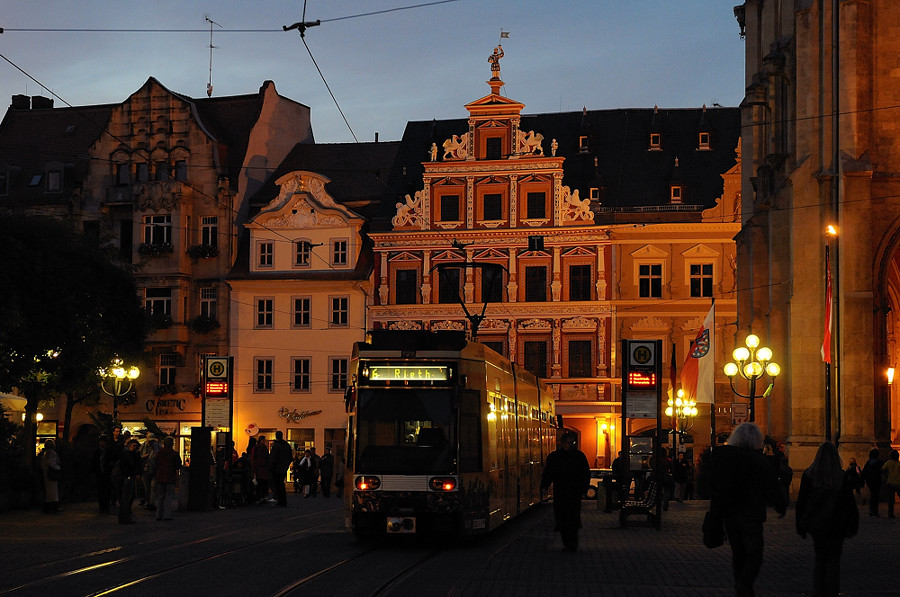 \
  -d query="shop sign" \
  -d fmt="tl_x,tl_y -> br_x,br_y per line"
278,407 -> 323,423
145,398 -> 187,415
